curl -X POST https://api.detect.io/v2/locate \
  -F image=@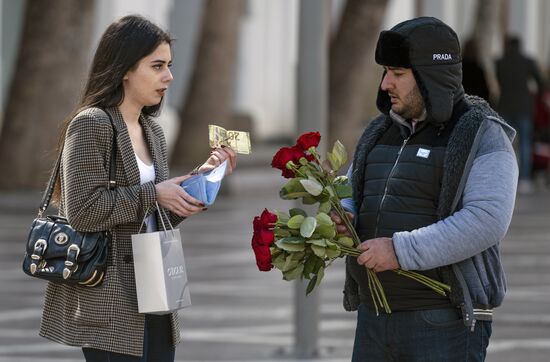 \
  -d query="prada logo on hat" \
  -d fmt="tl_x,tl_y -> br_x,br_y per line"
433,53 -> 452,61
